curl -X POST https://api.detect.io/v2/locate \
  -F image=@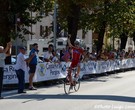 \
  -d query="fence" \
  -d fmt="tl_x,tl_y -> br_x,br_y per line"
3,58 -> 135,84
